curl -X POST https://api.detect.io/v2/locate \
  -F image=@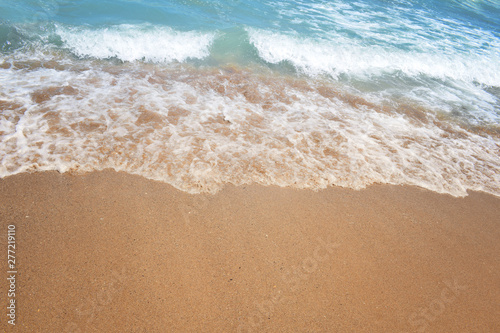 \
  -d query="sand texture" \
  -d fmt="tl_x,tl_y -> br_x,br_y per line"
1,170 -> 499,332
